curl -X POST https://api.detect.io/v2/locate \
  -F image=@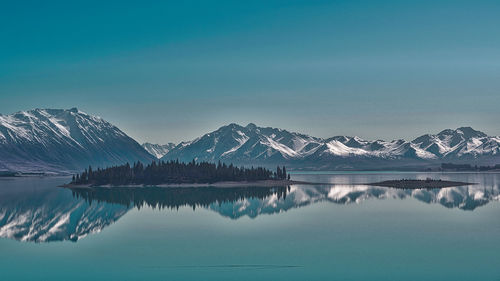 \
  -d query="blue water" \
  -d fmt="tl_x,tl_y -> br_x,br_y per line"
1,172 -> 500,281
